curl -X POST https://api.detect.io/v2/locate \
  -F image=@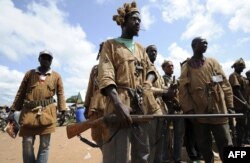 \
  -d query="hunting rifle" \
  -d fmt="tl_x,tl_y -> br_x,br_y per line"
232,95 -> 250,146
233,95 -> 250,109
66,113 -> 243,139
